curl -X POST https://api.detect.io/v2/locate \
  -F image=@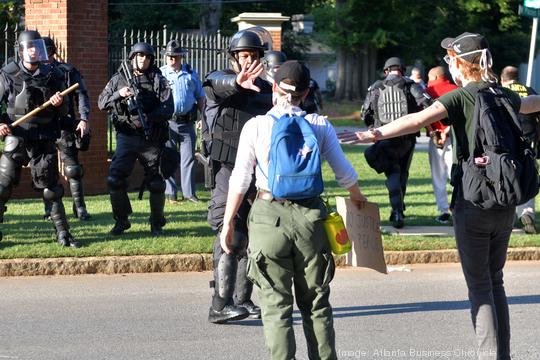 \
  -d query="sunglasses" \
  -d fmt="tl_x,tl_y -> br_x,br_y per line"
136,53 -> 152,59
